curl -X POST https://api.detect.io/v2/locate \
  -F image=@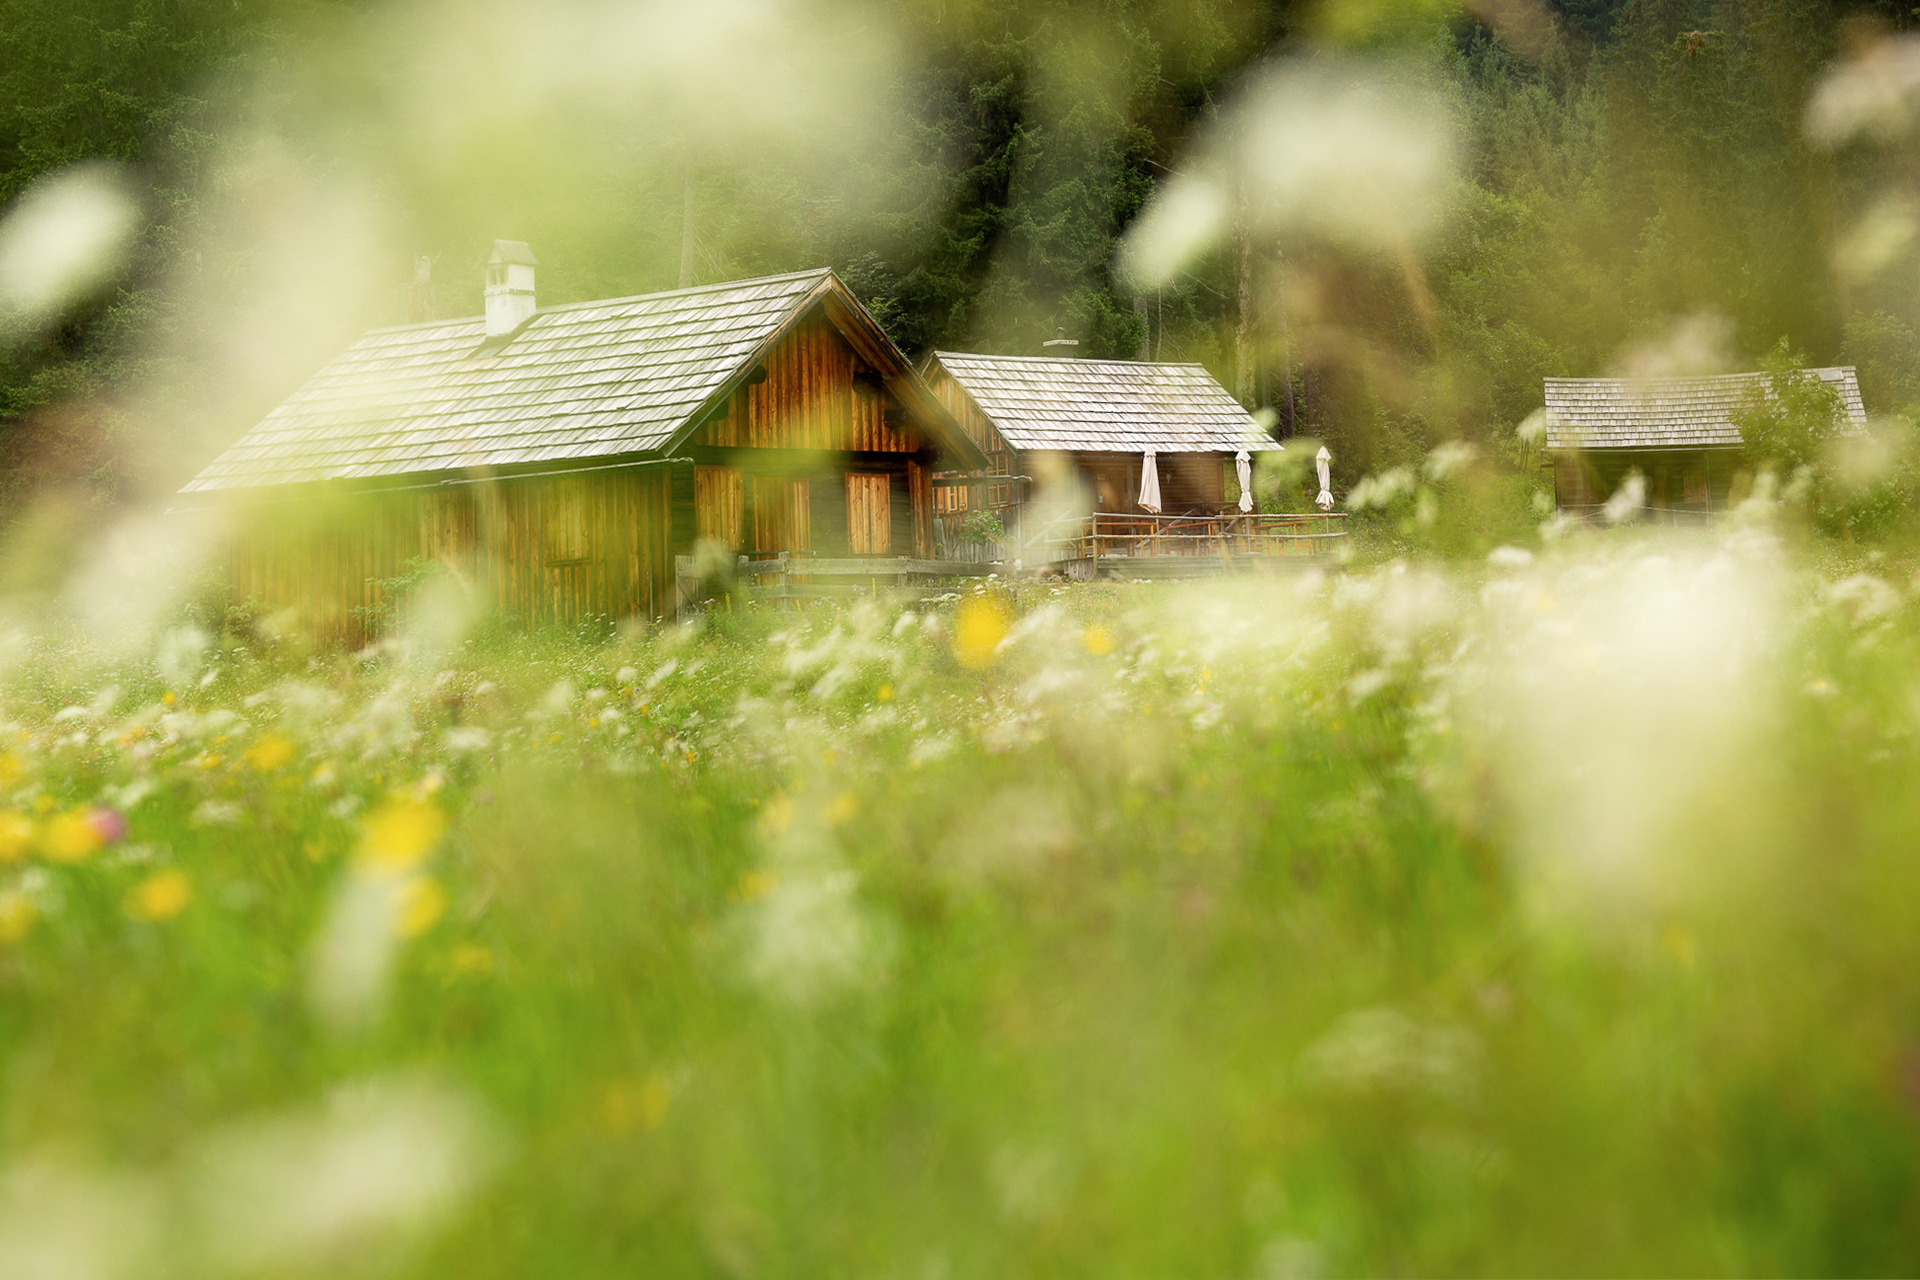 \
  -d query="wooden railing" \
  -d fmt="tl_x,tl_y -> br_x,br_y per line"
1556,503 -> 1715,528
1070,511 -> 1347,559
